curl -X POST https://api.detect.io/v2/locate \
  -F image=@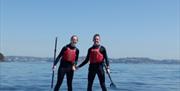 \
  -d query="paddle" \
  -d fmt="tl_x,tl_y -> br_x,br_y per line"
51,37 -> 57,88
104,63 -> 116,88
